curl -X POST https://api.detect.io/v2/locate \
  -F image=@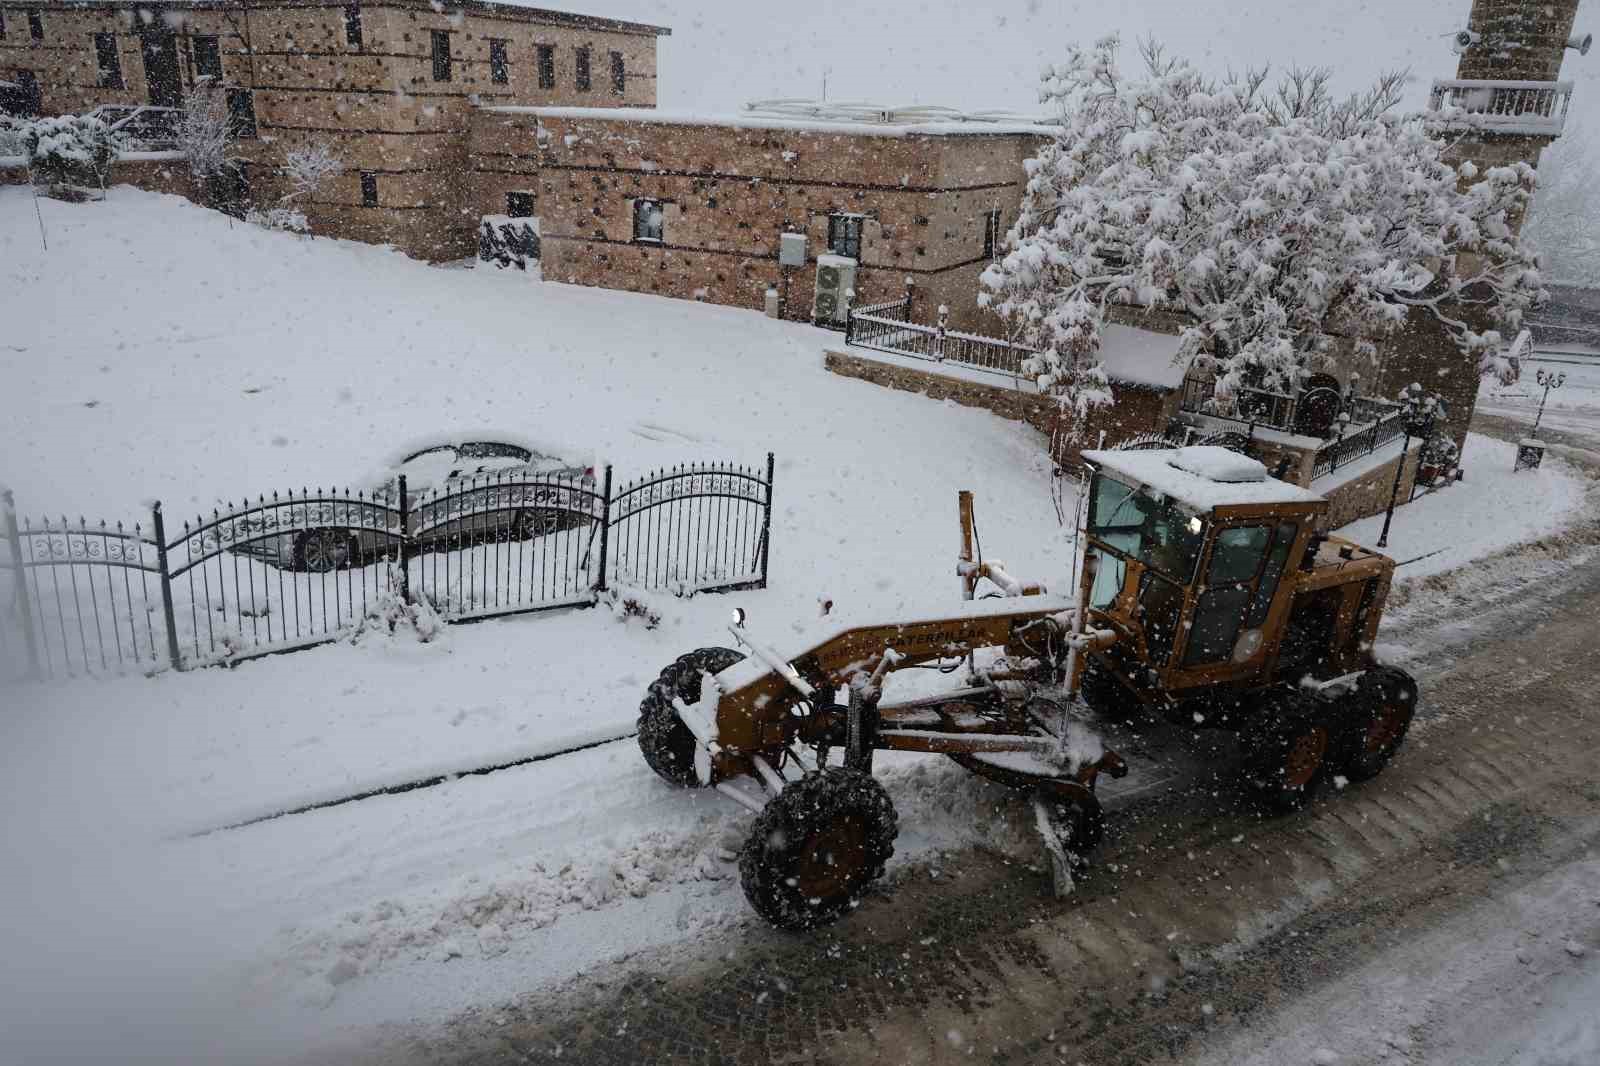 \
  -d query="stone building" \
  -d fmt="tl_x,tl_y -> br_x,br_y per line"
1392,0 -> 1588,449
0,0 -> 668,257
469,104 -> 1050,330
